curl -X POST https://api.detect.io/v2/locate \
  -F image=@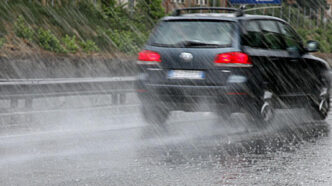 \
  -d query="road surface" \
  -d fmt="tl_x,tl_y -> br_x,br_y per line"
0,95 -> 332,185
